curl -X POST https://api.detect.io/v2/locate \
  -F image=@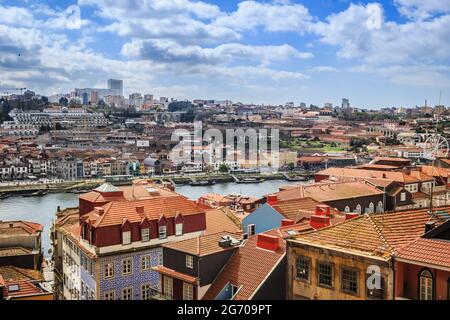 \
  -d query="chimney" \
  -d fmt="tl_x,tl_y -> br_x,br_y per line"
281,219 -> 295,227
9,223 -> 13,228
256,233 -> 280,251
94,207 -> 105,215
218,236 -> 232,248
382,173 -> 386,179
424,221 -> 435,233
136,206 -> 145,214
315,205 -> 331,216
310,215 -> 330,230
345,212 -> 359,220
267,194 -> 278,206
